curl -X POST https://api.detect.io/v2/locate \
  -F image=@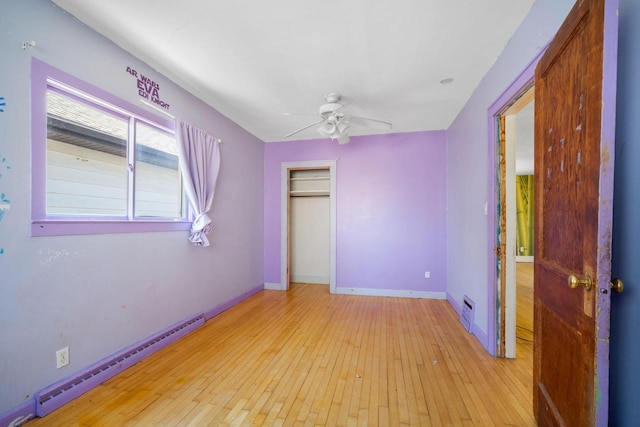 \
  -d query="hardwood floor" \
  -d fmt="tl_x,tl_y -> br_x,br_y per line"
28,284 -> 534,426
516,262 -> 534,343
